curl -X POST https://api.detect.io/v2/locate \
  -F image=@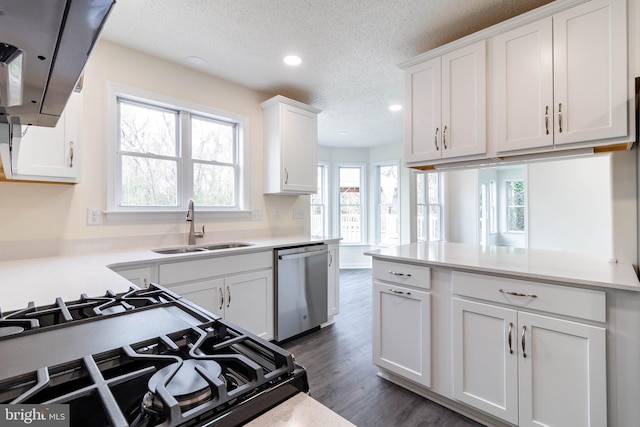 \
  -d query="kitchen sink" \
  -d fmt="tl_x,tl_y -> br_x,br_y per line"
199,242 -> 253,251
152,242 -> 253,255
152,247 -> 207,254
